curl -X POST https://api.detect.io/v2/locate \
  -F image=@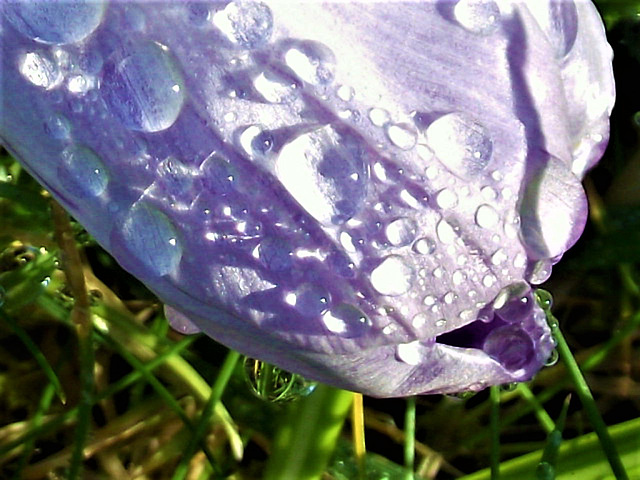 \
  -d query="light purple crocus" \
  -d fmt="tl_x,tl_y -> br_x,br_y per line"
0,1 -> 615,397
